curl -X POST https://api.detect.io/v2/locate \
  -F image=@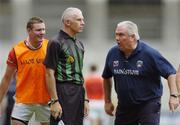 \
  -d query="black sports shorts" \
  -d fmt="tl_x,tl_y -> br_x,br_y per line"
50,83 -> 85,125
